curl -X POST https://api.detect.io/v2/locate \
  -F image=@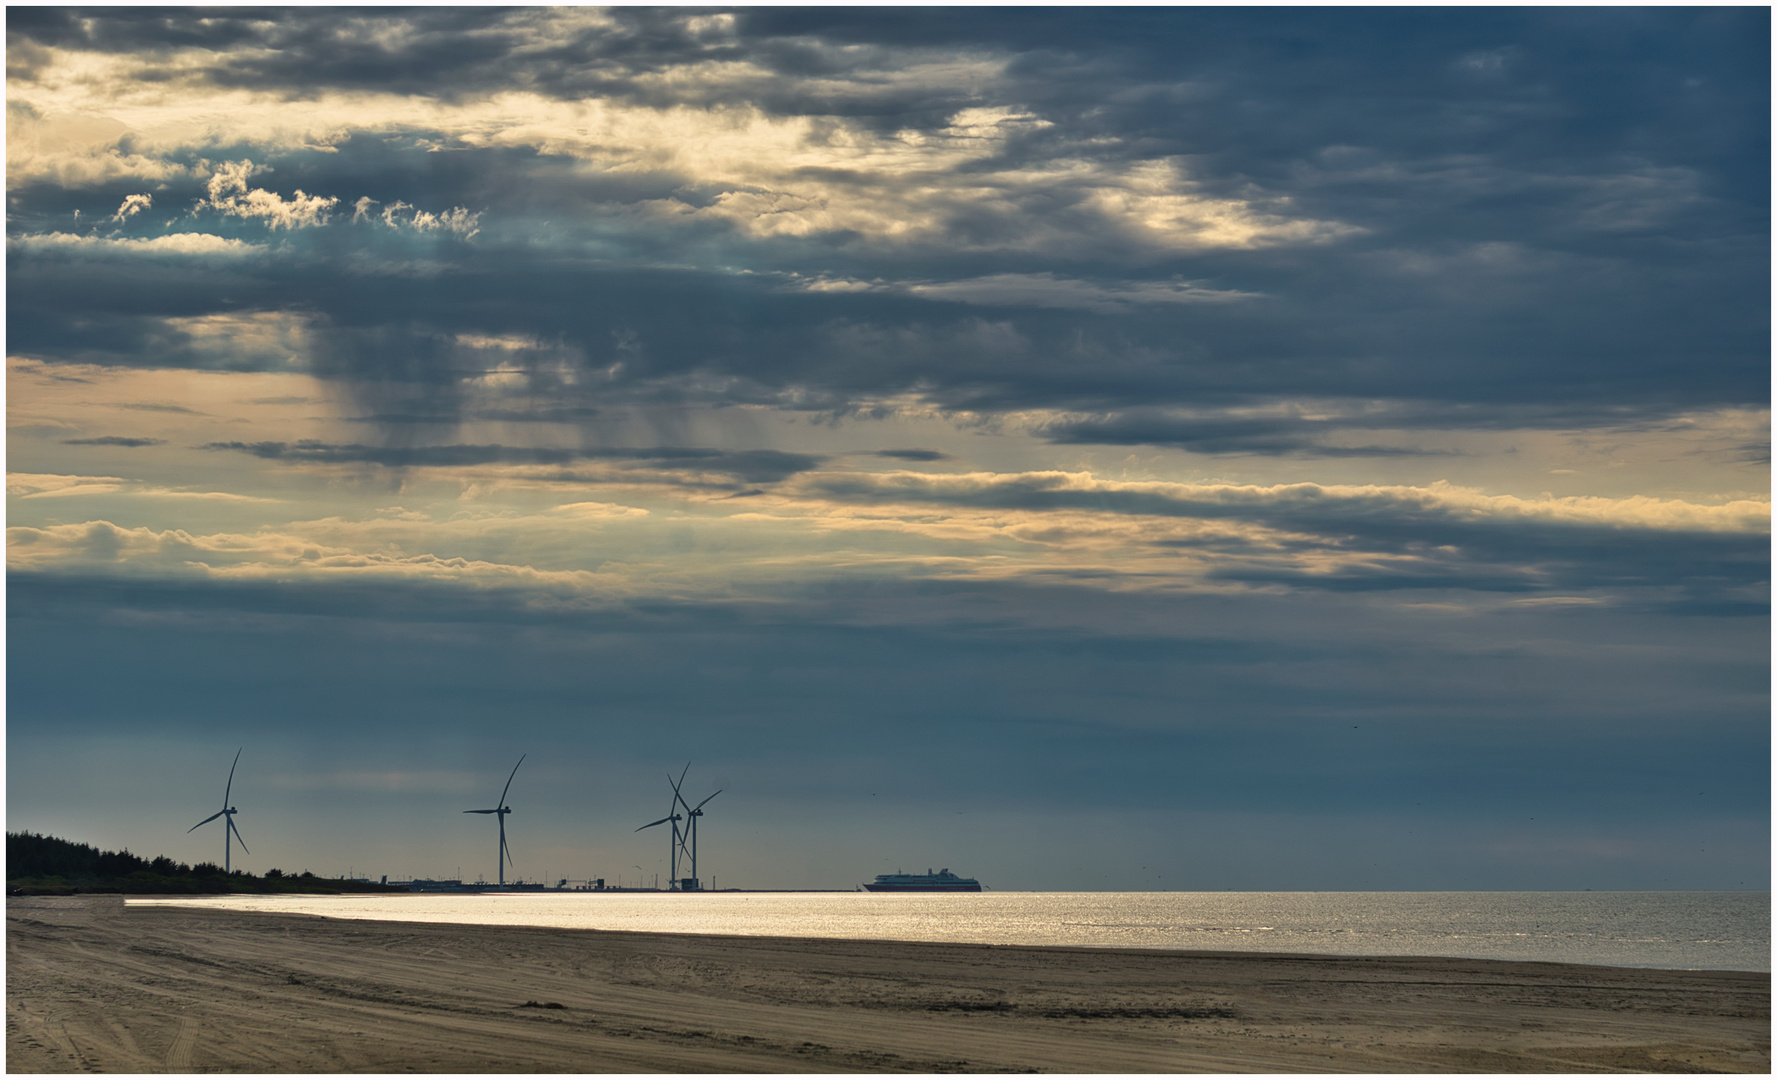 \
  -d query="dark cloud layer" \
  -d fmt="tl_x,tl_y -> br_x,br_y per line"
796,471 -> 1768,609
8,7 -> 1767,452
15,9 -> 1767,162
202,439 -> 822,484
10,238 -> 1763,448
875,449 -> 949,462
1036,402 -> 1747,456
61,435 -> 165,447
